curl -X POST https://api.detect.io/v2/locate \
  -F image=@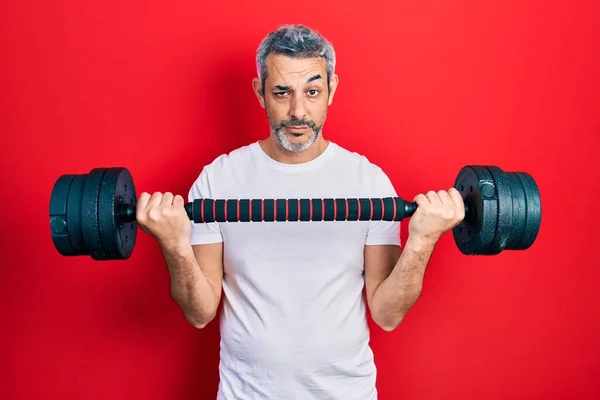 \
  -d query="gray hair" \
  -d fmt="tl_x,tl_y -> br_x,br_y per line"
255,24 -> 336,94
